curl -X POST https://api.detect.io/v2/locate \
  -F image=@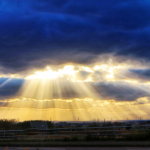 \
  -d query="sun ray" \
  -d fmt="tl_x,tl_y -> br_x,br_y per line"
0,78 -> 12,88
